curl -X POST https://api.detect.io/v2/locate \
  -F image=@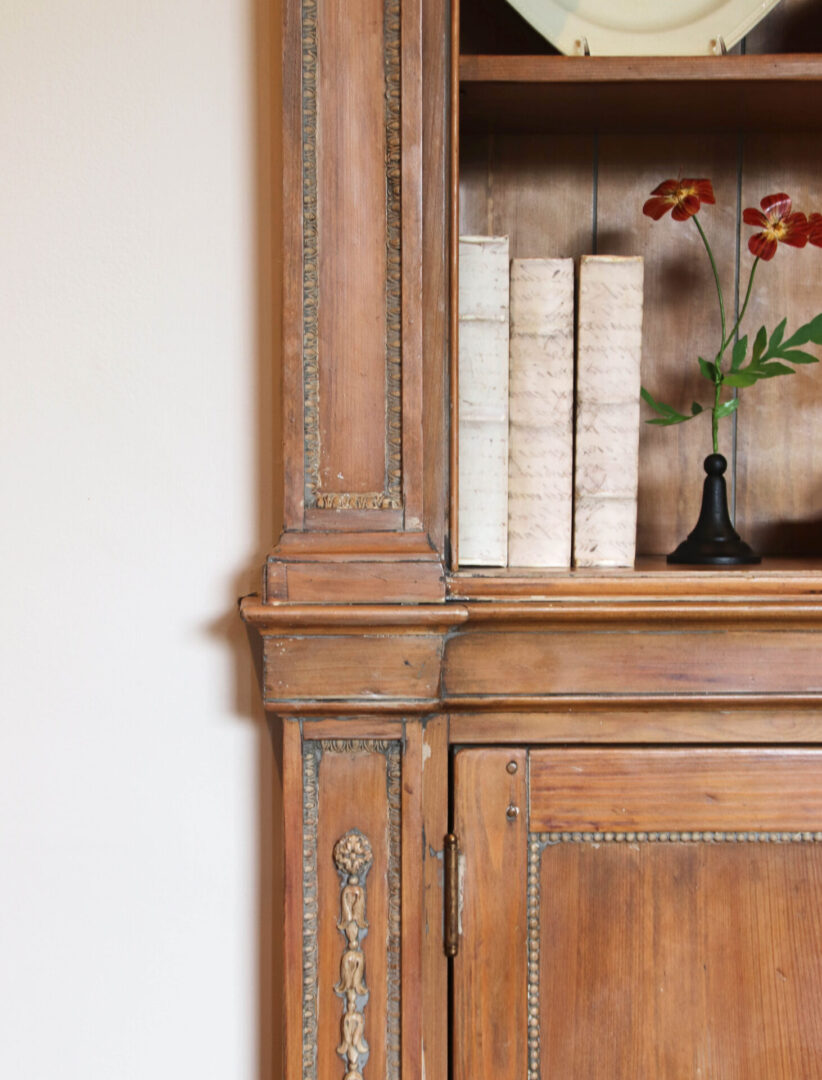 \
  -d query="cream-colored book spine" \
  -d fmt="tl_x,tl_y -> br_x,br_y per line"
458,235 -> 510,566
508,258 -> 574,567
574,255 -> 644,568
